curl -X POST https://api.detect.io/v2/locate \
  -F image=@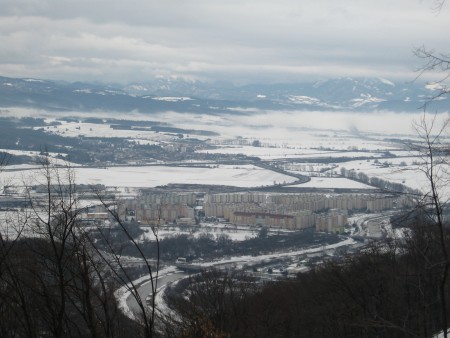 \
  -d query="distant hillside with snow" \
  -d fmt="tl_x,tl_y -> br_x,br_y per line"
0,75 -> 448,114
